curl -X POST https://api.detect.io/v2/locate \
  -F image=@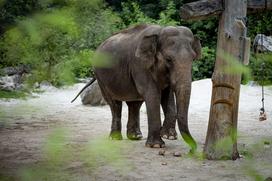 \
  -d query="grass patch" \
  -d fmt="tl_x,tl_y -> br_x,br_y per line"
0,90 -> 30,99
0,174 -> 17,181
